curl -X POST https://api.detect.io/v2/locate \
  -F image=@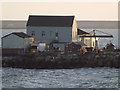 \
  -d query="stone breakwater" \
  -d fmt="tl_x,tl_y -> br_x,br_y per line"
2,53 -> 120,69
